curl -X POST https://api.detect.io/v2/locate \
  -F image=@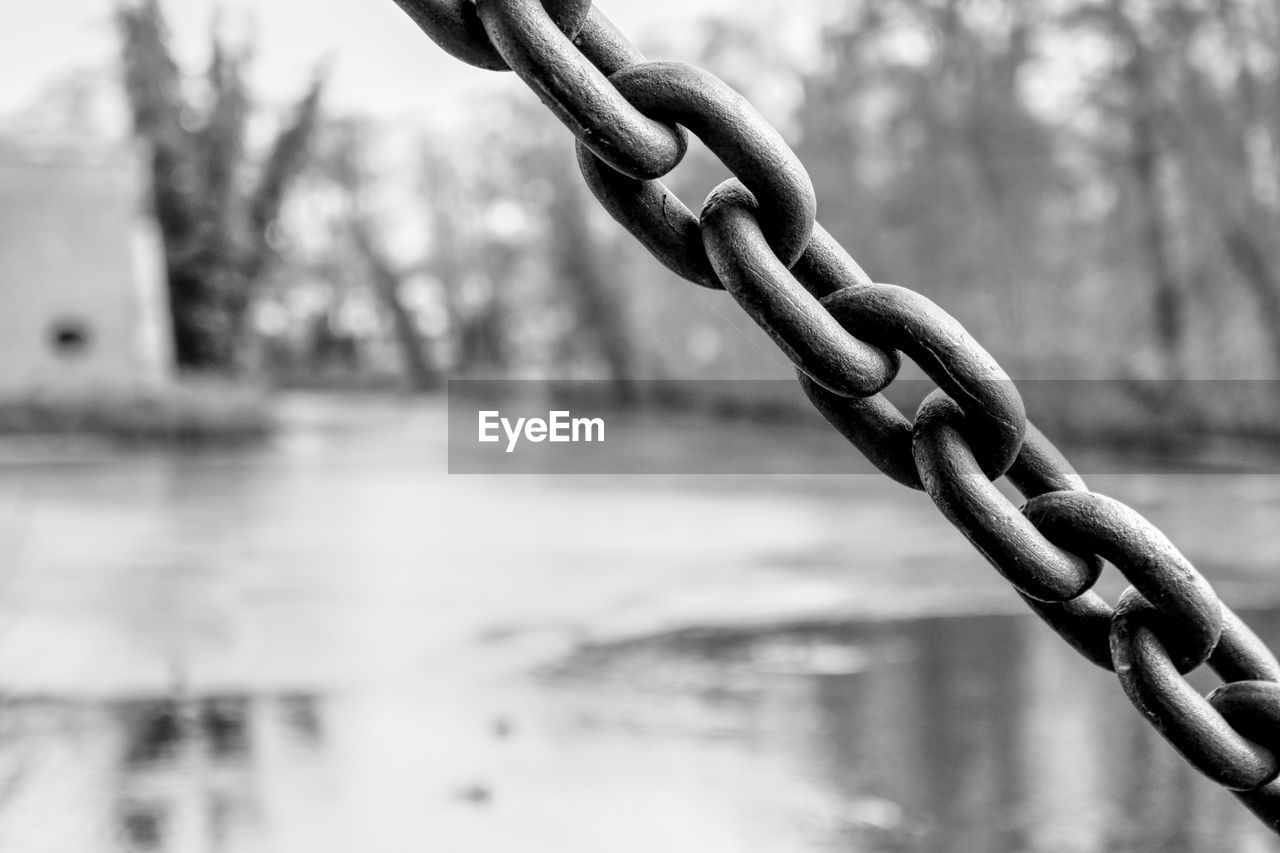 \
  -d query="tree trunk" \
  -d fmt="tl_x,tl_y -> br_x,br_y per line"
351,224 -> 442,391
1220,224 -> 1280,375
119,0 -> 322,375
1112,0 -> 1190,380
1128,103 -> 1187,379
550,175 -> 638,401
